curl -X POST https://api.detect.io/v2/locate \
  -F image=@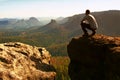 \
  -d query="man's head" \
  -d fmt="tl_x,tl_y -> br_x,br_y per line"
85,9 -> 90,15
